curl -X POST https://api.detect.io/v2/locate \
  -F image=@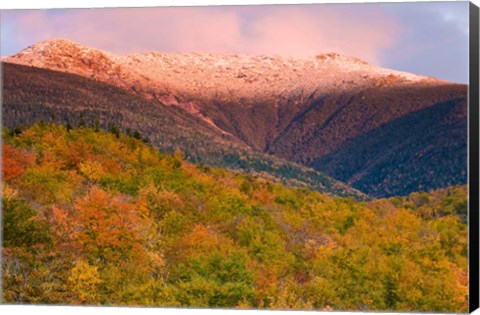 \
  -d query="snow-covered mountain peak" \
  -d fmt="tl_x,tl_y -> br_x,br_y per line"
4,39 -> 444,104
